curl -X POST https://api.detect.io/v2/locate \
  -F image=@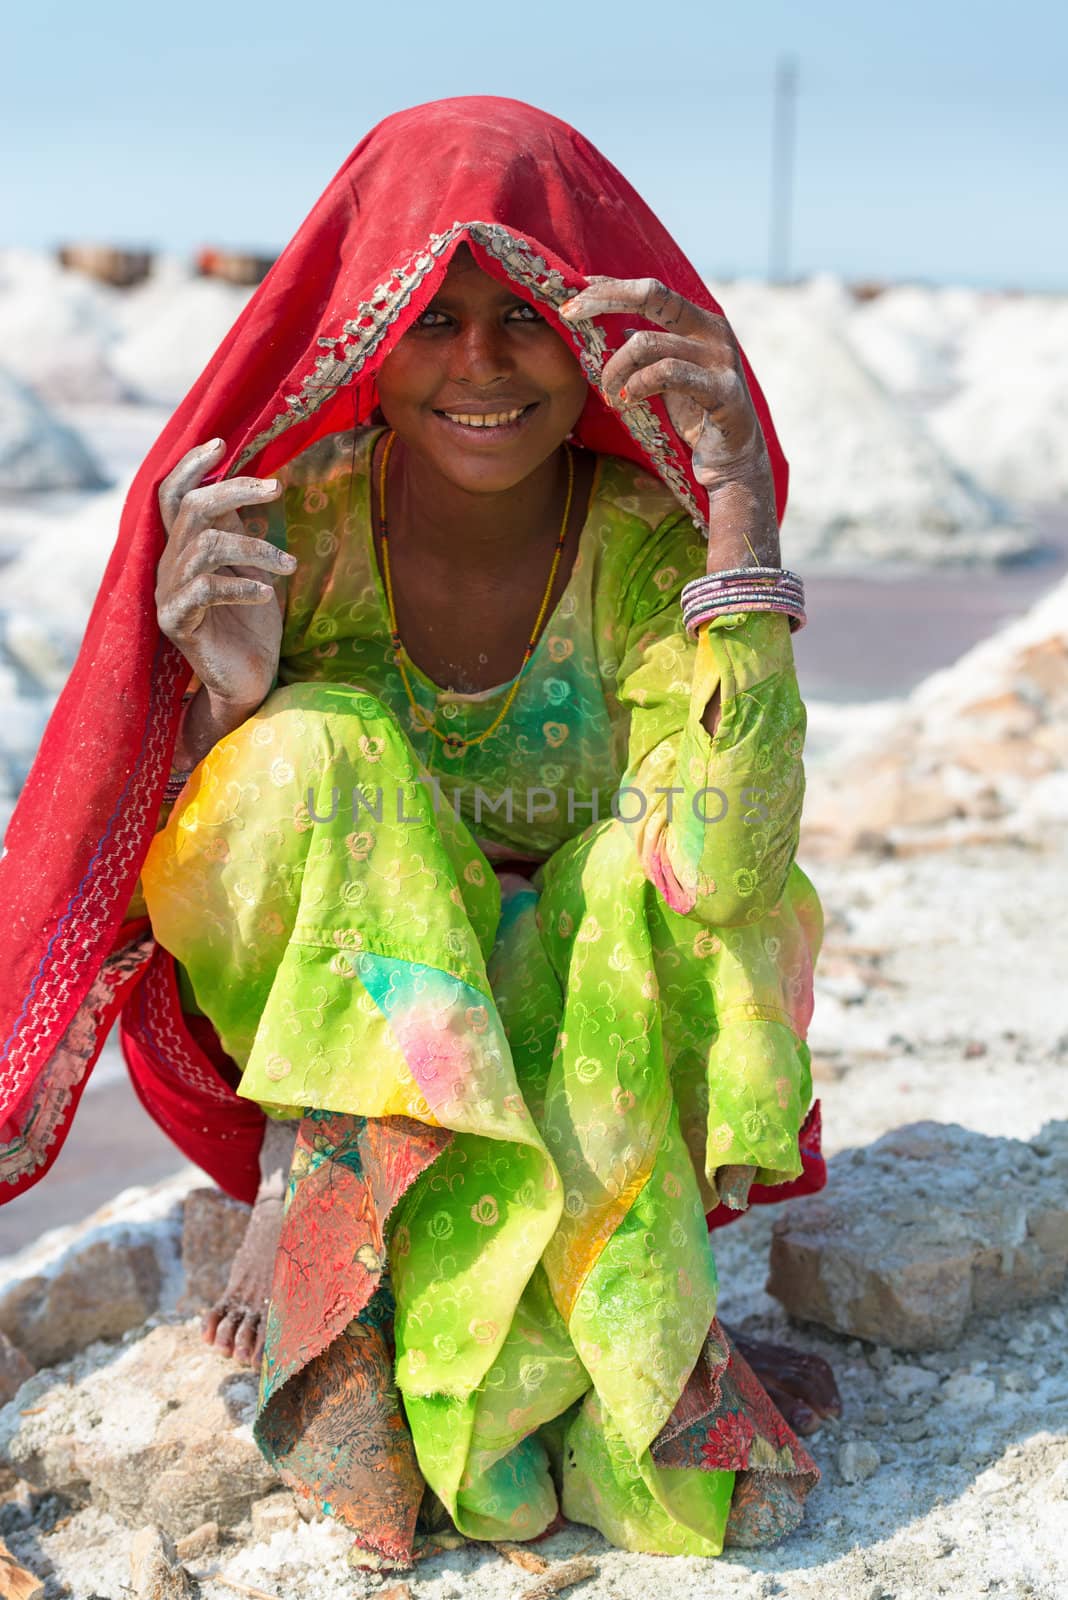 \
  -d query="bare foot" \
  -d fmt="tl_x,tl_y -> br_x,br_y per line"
729,1332 -> 843,1436
202,1120 -> 298,1366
